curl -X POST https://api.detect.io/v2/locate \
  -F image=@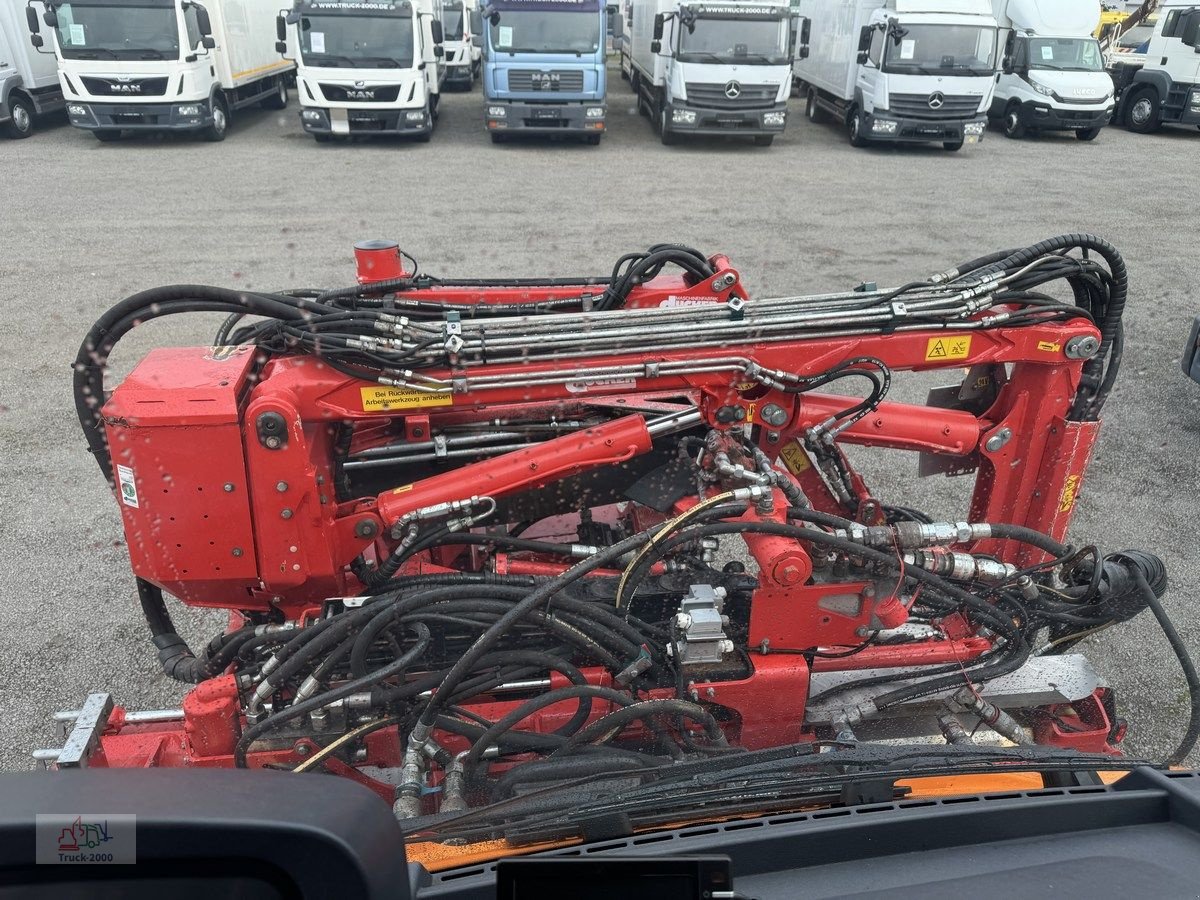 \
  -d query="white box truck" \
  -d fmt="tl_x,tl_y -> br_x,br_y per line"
629,0 -> 809,146
1,0 -> 65,137
990,0 -> 1115,141
27,0 -> 295,141
279,0 -> 446,142
1108,1 -> 1200,133
441,0 -> 480,88
793,0 -> 998,151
